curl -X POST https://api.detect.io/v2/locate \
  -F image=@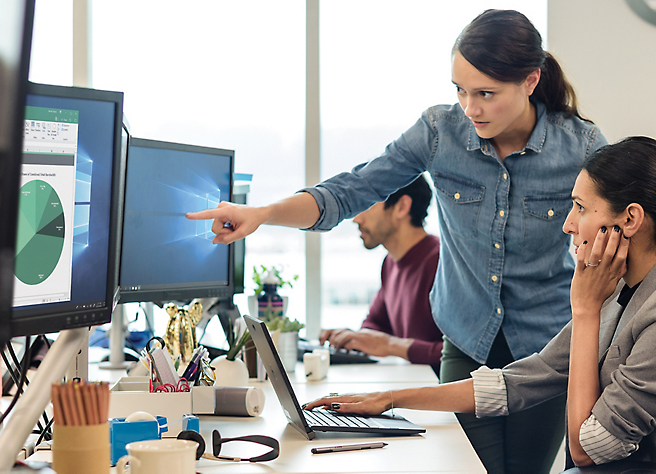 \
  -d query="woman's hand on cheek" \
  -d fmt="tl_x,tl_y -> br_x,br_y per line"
570,226 -> 629,319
